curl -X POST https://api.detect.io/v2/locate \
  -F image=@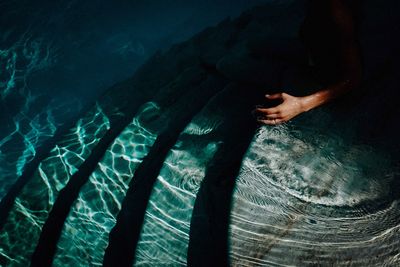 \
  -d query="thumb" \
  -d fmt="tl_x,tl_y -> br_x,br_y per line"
265,93 -> 283,100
